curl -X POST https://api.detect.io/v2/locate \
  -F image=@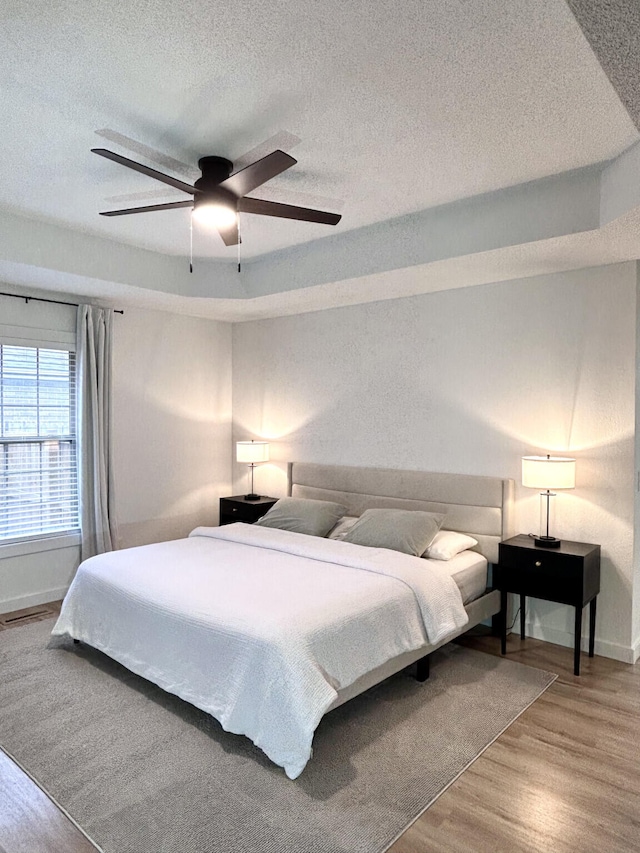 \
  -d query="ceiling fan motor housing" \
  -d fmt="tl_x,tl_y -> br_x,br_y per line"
195,156 -> 233,188
194,157 -> 237,210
